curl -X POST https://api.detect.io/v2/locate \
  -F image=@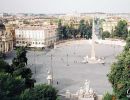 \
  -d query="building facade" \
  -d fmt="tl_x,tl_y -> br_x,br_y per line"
102,17 -> 122,33
59,13 -> 92,29
15,25 -> 58,48
0,23 -> 13,54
